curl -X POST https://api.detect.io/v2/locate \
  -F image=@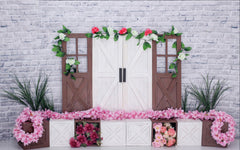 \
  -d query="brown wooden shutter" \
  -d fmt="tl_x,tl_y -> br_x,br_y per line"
62,34 -> 92,112
152,35 -> 181,110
